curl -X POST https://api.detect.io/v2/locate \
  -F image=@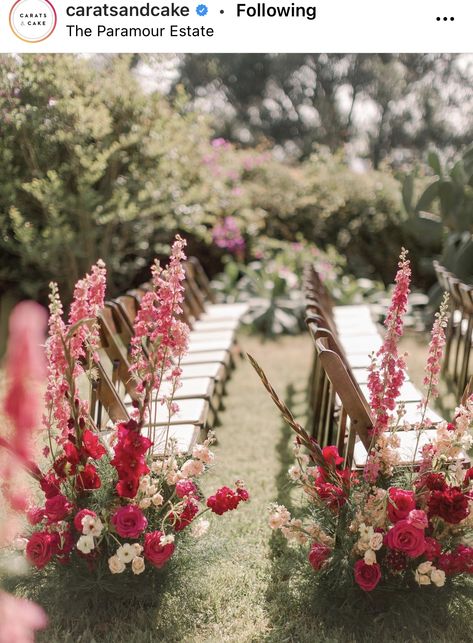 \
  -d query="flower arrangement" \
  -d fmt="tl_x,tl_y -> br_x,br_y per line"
250,249 -> 473,597
1,235 -> 248,602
